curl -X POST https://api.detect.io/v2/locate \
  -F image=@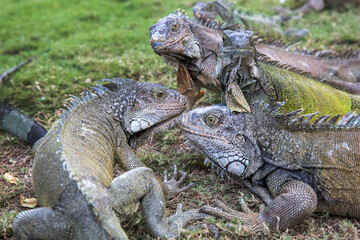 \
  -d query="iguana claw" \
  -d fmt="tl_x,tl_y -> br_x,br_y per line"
199,197 -> 268,233
163,165 -> 196,199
